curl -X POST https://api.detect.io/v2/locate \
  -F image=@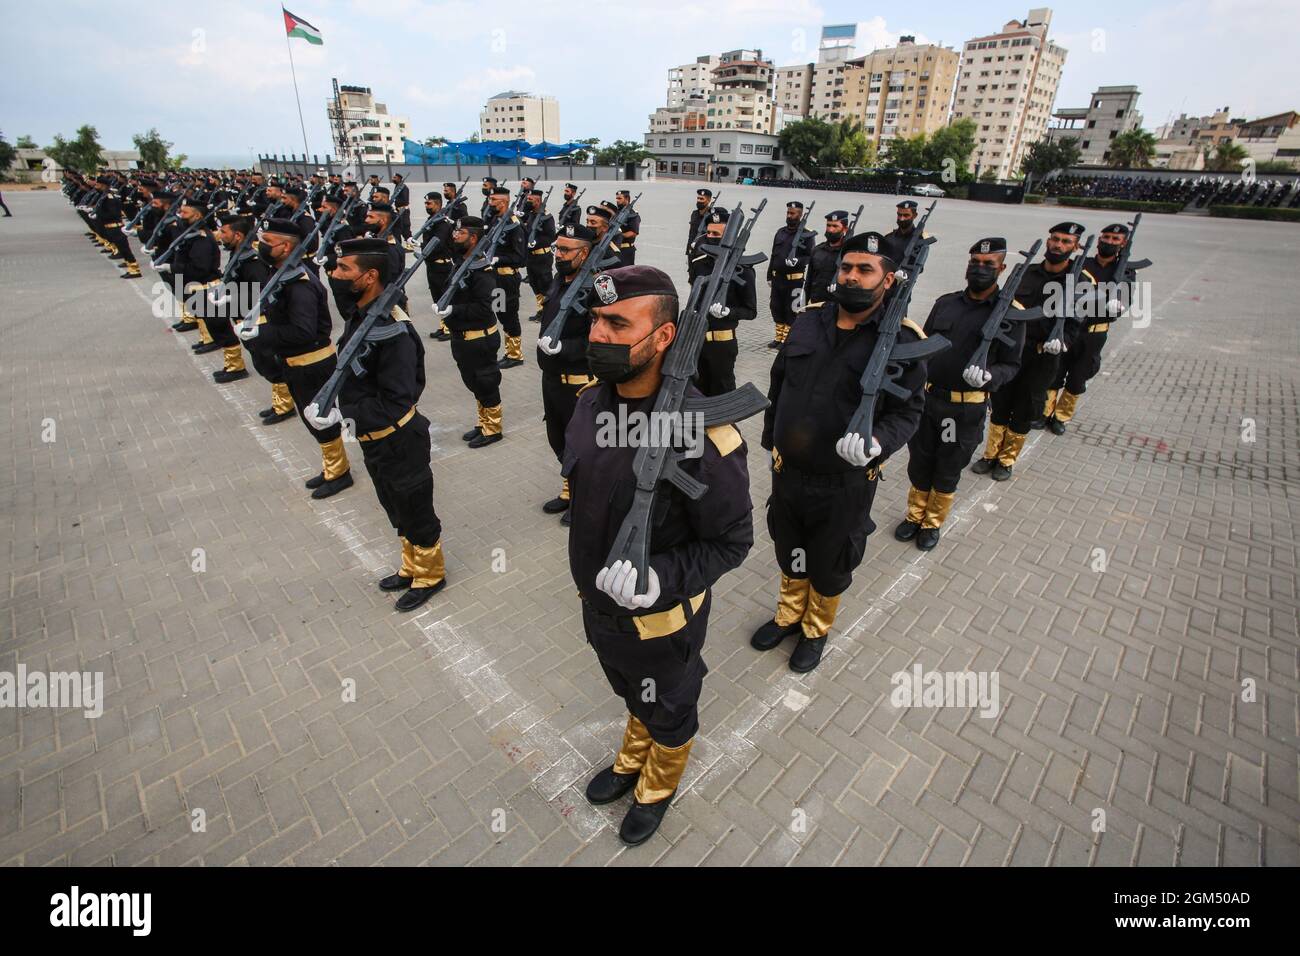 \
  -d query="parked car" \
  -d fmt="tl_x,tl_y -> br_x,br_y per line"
912,183 -> 946,197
